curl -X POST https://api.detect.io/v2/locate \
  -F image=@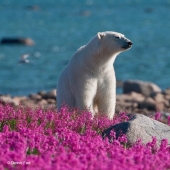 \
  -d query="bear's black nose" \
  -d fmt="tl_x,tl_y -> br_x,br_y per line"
128,41 -> 133,46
